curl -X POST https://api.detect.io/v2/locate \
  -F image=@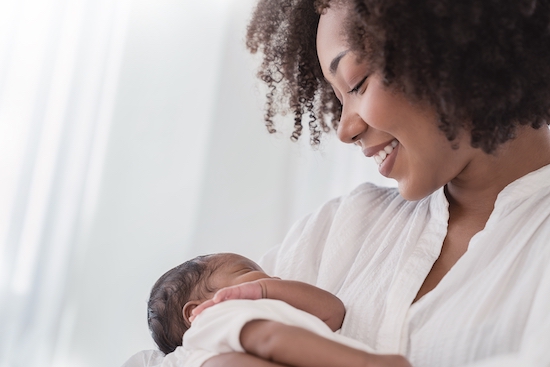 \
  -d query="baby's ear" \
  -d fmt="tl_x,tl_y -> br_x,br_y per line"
182,301 -> 201,328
